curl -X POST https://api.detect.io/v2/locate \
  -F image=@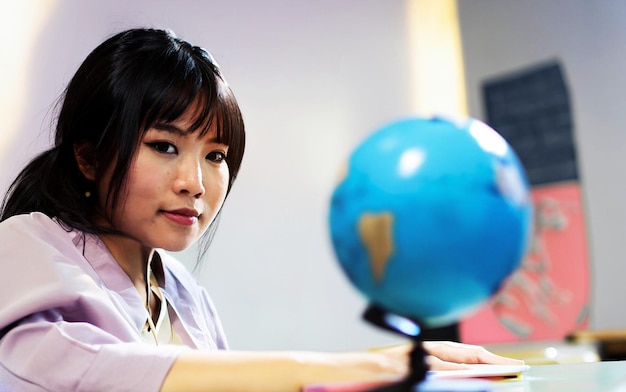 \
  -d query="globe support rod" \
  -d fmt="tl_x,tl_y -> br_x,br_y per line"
363,303 -> 429,391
